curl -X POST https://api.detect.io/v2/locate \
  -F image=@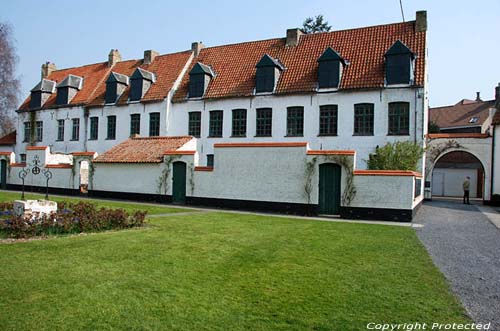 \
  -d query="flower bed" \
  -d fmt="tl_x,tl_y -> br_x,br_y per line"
1,202 -> 147,239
